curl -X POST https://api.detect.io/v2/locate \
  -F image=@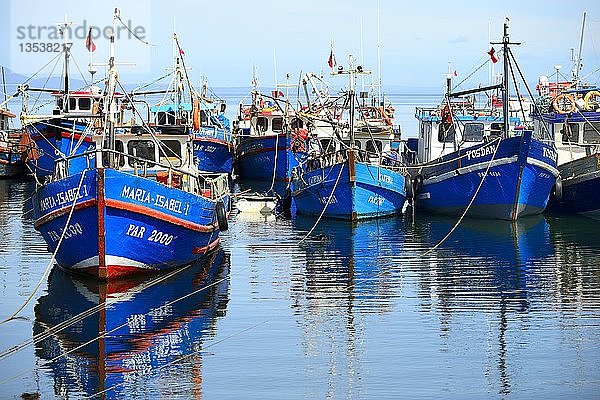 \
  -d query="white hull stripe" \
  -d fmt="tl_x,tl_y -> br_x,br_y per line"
424,156 -> 559,185
562,169 -> 600,186
71,255 -> 157,270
